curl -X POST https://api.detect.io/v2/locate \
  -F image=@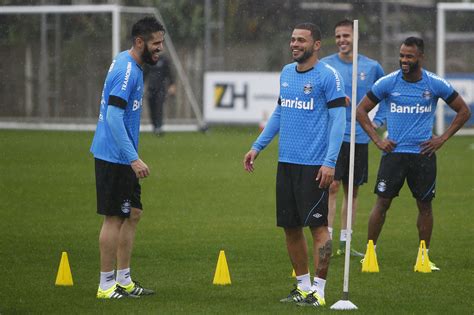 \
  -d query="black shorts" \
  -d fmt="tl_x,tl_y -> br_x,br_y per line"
374,153 -> 436,201
334,142 -> 368,186
276,162 -> 328,228
95,158 -> 142,217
